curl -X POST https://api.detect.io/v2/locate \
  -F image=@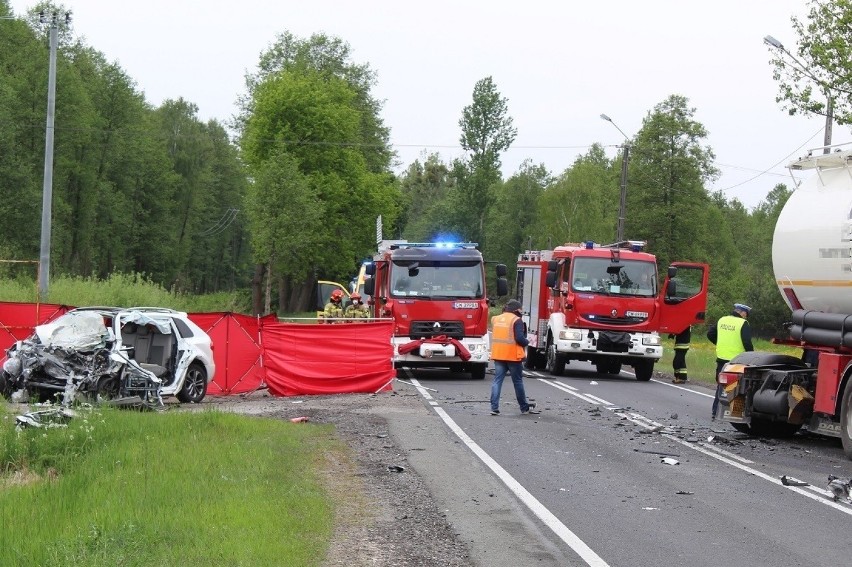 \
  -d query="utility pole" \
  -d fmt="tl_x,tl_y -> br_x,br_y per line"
38,10 -> 70,301
600,114 -> 631,243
